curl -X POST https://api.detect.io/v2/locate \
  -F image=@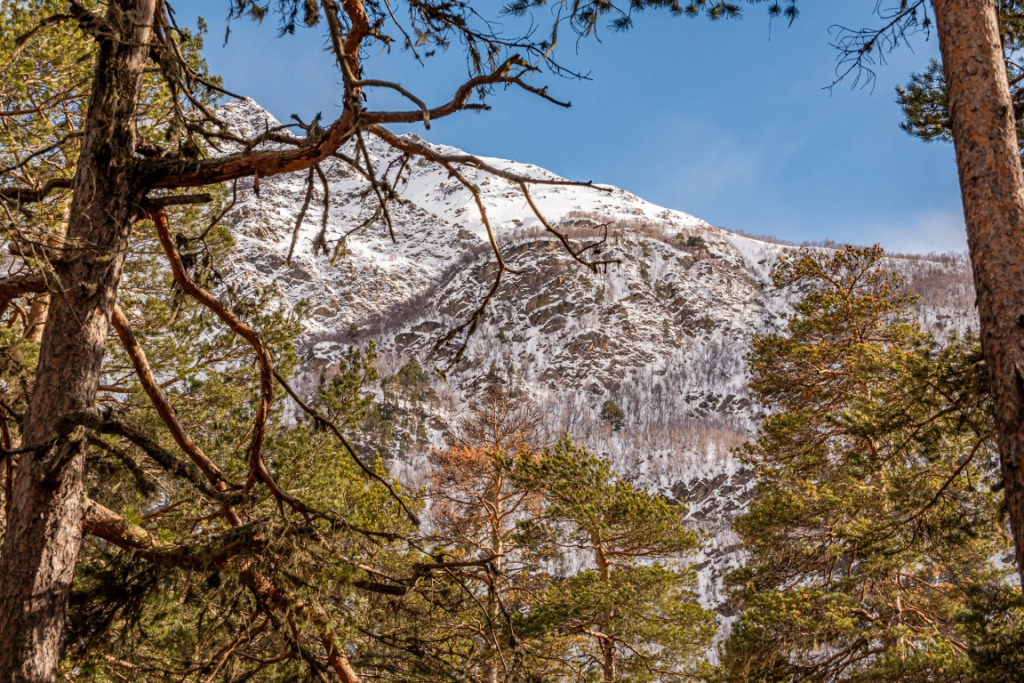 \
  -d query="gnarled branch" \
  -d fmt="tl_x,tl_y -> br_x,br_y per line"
147,206 -> 314,517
